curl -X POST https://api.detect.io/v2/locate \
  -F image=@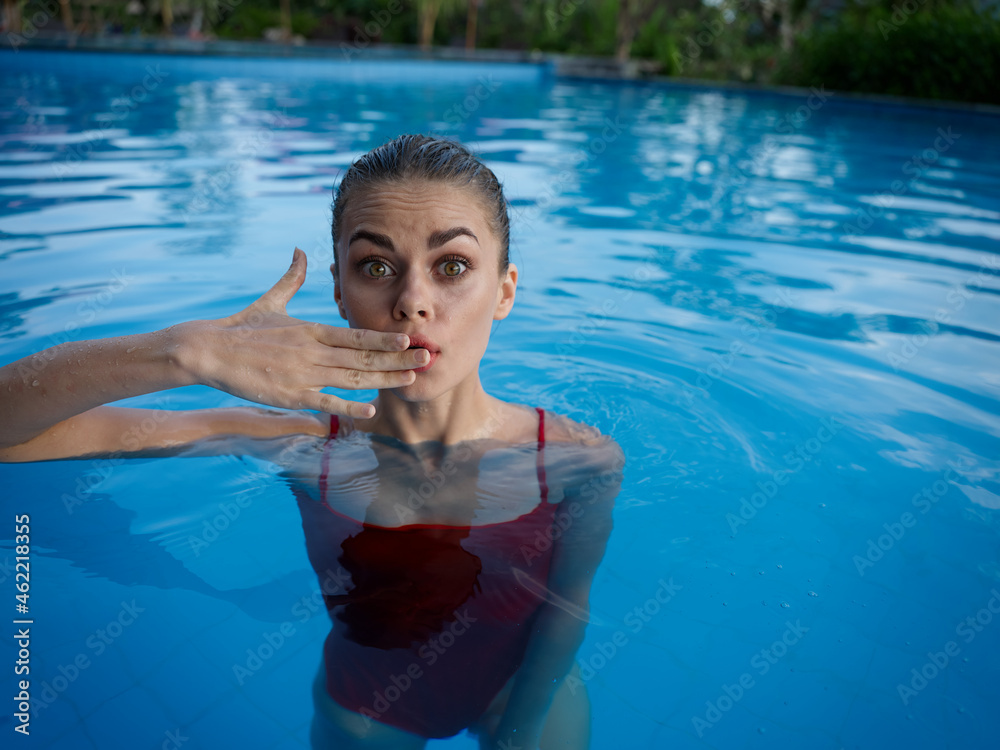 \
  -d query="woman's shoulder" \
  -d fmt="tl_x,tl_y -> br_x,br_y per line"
530,407 -> 624,468
540,409 -> 608,447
